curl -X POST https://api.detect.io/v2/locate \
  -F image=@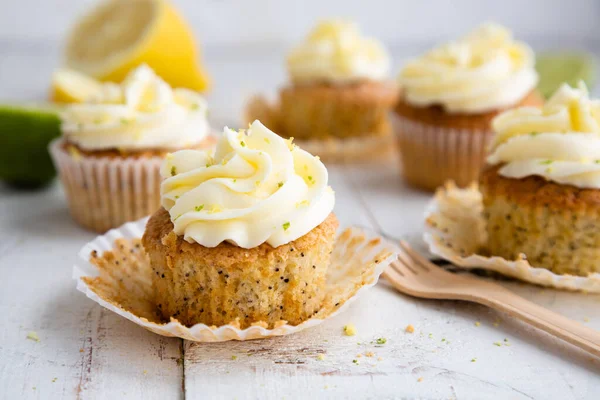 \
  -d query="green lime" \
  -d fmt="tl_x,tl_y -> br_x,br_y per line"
536,52 -> 596,98
0,105 -> 62,189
